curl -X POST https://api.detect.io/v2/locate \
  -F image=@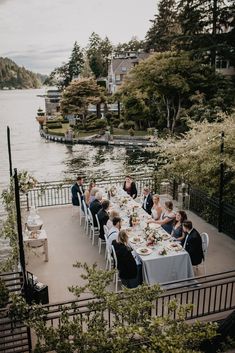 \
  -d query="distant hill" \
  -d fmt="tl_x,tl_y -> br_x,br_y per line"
0,57 -> 47,89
